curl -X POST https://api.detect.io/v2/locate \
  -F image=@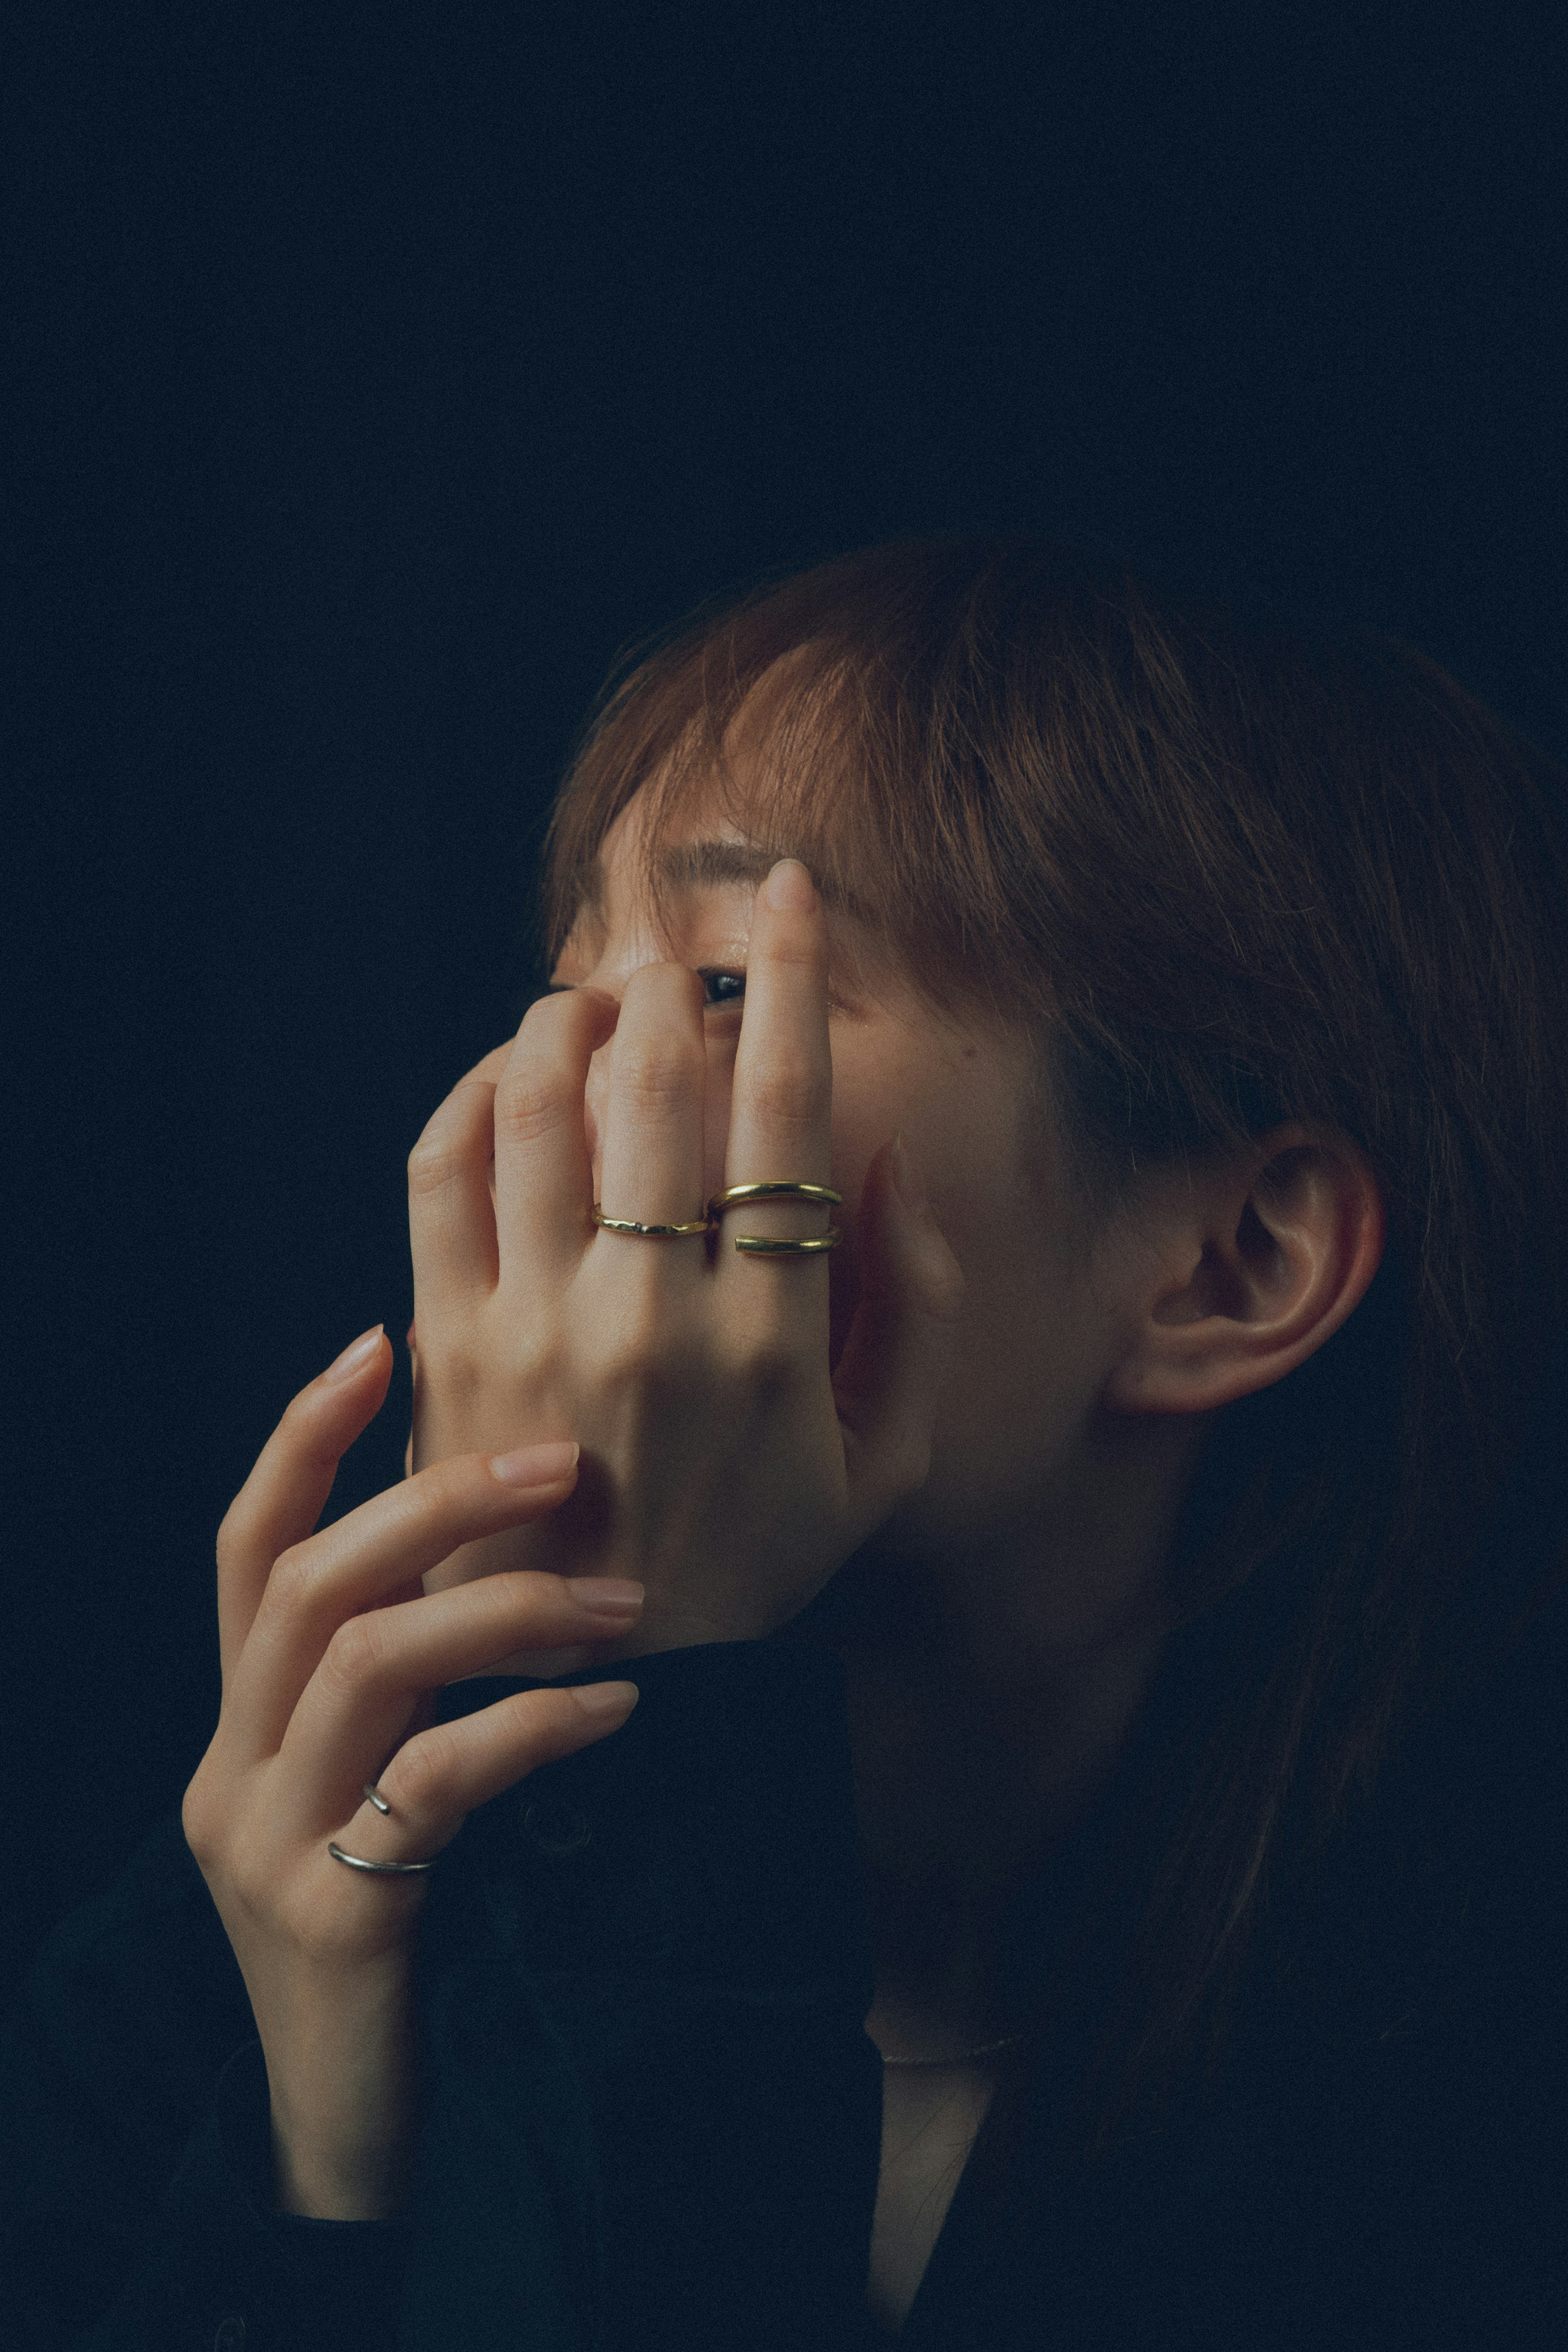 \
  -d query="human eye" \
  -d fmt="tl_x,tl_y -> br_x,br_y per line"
695,966 -> 746,1008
